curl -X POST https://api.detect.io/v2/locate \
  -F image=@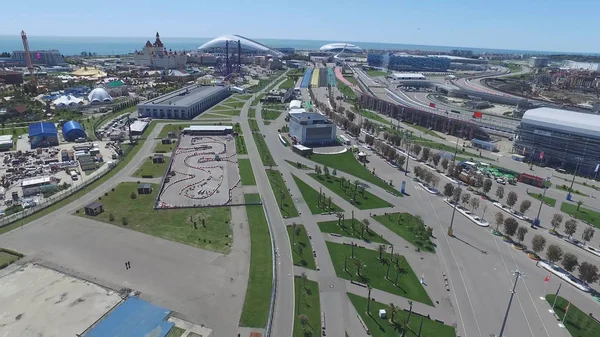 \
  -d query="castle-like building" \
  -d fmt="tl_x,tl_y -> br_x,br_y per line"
133,32 -> 187,69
